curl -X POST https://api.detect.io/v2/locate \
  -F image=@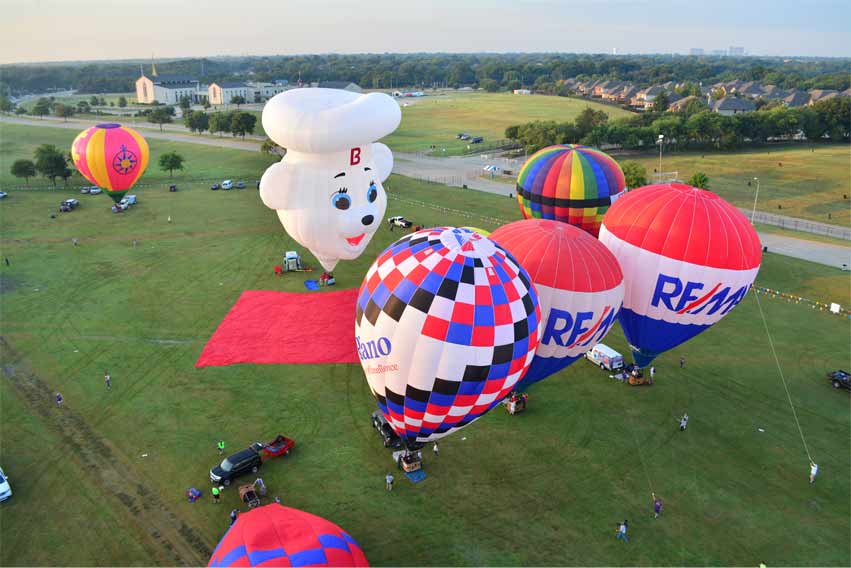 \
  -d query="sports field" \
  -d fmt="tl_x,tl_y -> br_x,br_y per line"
382,92 -> 633,155
0,122 -> 849,566
623,144 -> 851,226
